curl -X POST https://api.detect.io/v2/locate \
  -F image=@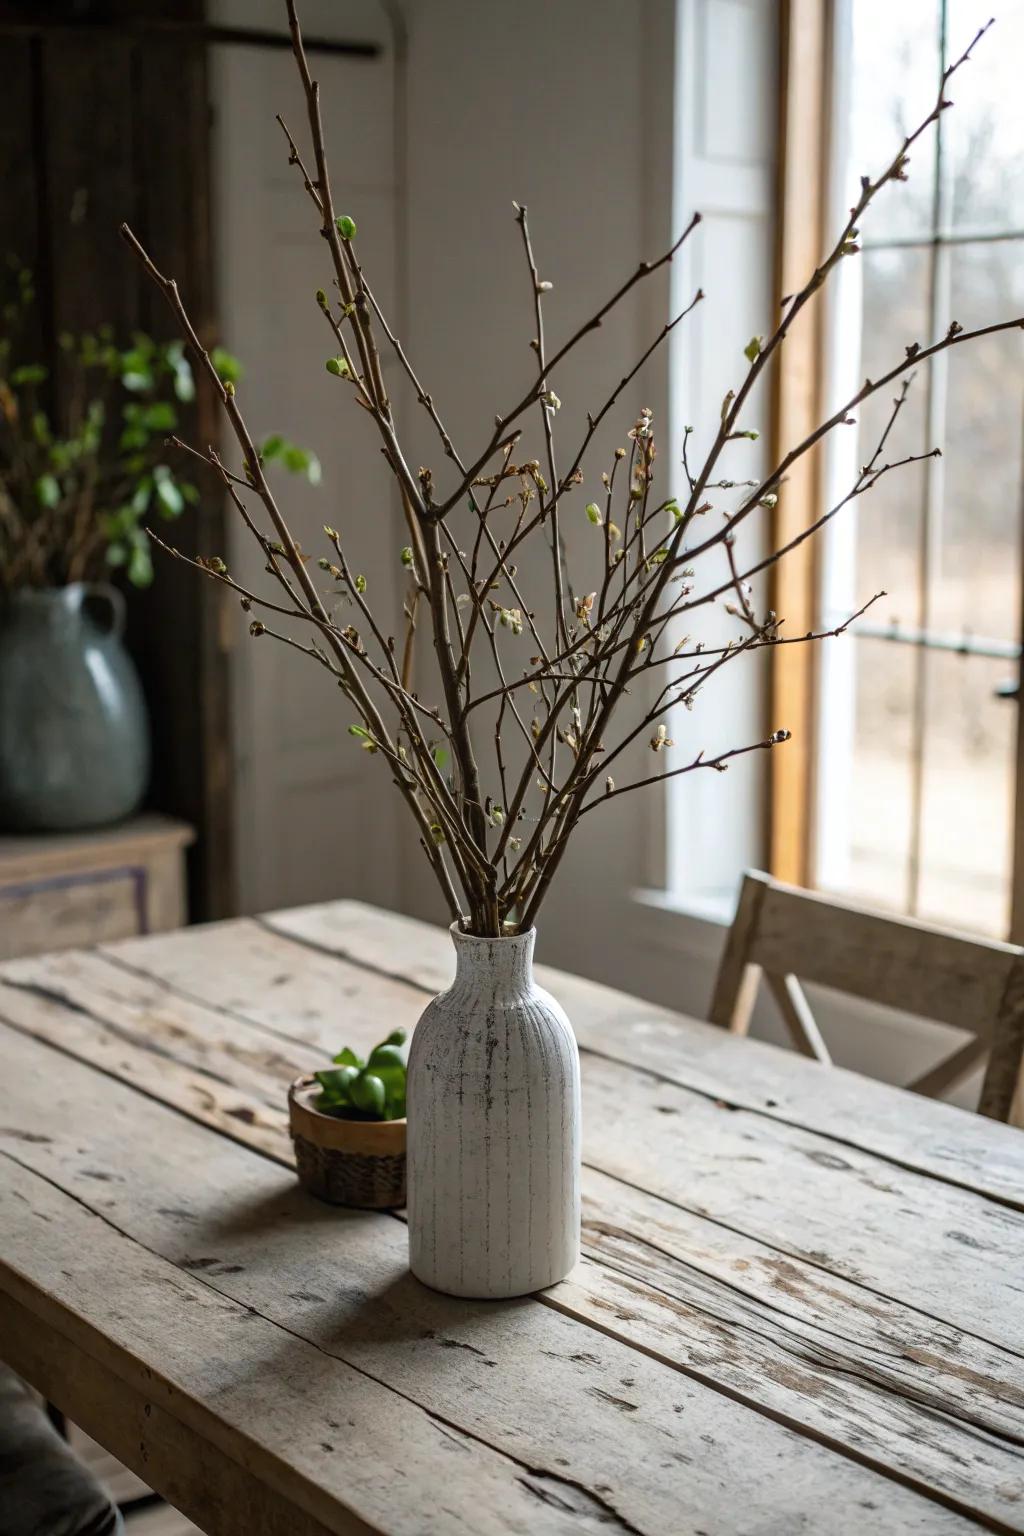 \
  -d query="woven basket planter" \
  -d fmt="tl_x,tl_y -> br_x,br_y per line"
288,1076 -> 406,1209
